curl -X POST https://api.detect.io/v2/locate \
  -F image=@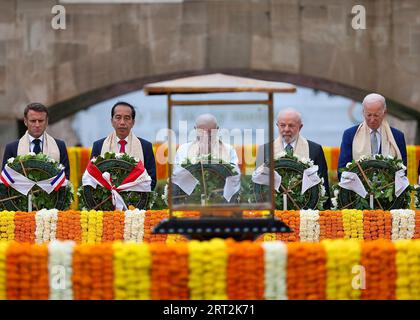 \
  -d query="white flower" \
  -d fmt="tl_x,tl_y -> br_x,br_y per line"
331,197 -> 338,210
346,162 -> 352,168
359,155 -> 370,161
387,155 -> 394,160
277,151 -> 287,158
28,152 -> 36,156
162,184 -> 168,205
7,157 -> 15,164
134,157 -> 140,163
334,189 -> 339,197
115,153 -> 123,159
58,164 -> 65,171
398,163 -> 407,171
320,184 -> 326,197
48,158 -> 56,163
